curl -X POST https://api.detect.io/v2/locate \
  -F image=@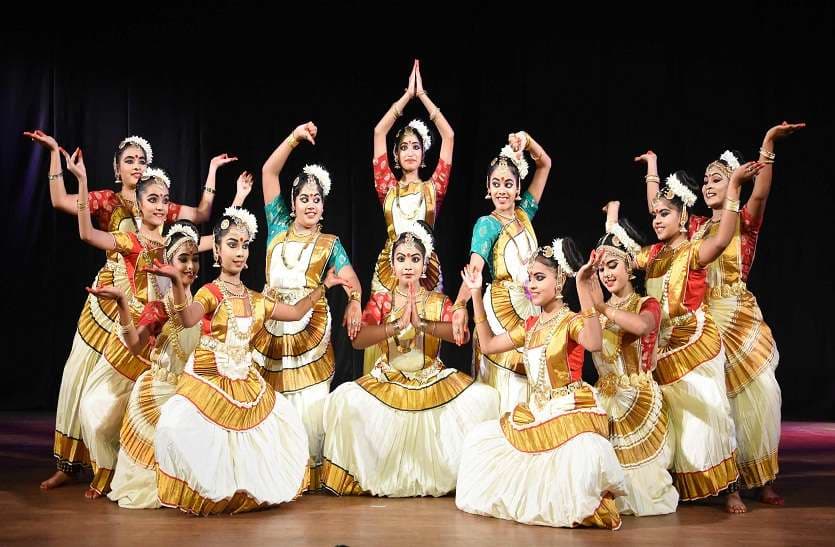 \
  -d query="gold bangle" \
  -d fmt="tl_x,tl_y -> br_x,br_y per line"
429,108 -> 440,122
48,170 -> 64,181
759,147 -> 776,160
392,102 -> 403,118
173,301 -> 187,312
203,186 -> 216,194
349,290 -> 361,302
286,133 -> 300,149
474,314 -> 487,325
451,301 -> 467,313
580,308 -> 597,319
724,198 -> 740,213
77,199 -> 88,210
644,175 -> 661,184
760,158 -> 775,164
